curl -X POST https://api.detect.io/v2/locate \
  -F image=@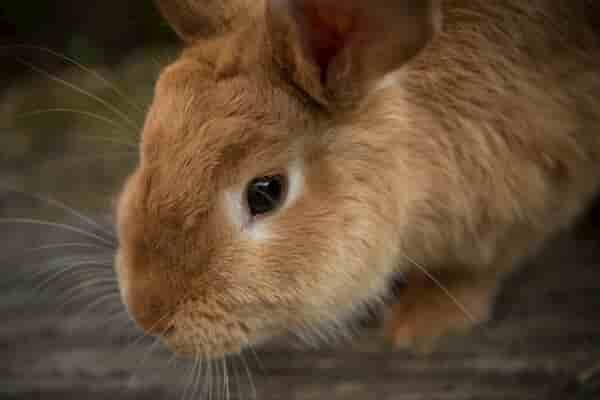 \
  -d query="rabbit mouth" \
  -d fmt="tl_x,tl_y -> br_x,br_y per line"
160,322 -> 278,360
155,301 -> 283,360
